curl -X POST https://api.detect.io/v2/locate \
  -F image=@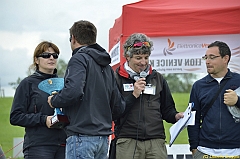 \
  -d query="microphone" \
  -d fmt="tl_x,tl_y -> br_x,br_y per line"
140,71 -> 147,78
139,71 -> 147,95
133,71 -> 147,81
133,76 -> 140,81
